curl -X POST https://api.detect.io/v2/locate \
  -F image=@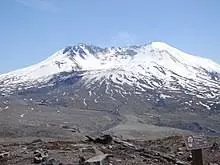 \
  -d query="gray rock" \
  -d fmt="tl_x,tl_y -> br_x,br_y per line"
33,149 -> 48,164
